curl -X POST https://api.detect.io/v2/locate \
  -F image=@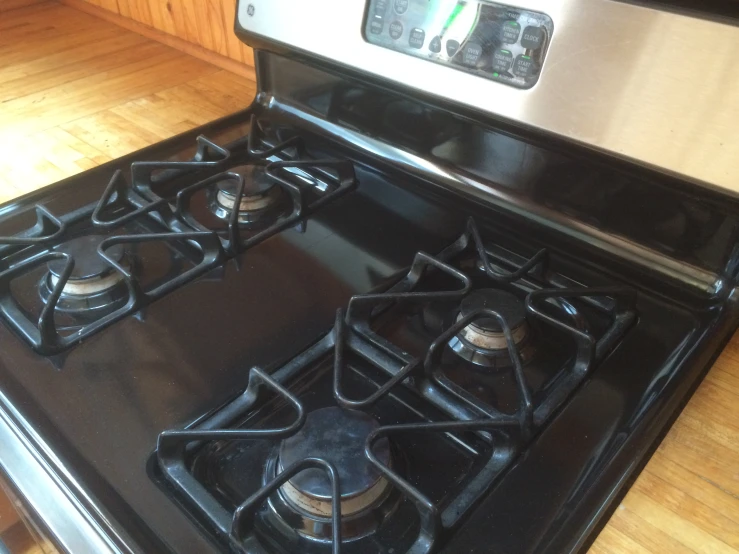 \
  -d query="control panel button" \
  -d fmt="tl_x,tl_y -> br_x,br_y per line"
521,26 -> 545,49
513,54 -> 535,77
389,21 -> 403,40
492,48 -> 513,72
363,0 -> 552,90
409,28 -> 425,49
369,15 -> 384,34
429,35 -> 442,53
462,42 -> 483,66
501,20 -> 521,44
446,39 -> 460,57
